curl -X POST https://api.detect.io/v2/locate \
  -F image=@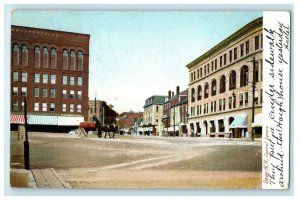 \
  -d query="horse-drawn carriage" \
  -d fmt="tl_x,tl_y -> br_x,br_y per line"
75,116 -> 118,138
